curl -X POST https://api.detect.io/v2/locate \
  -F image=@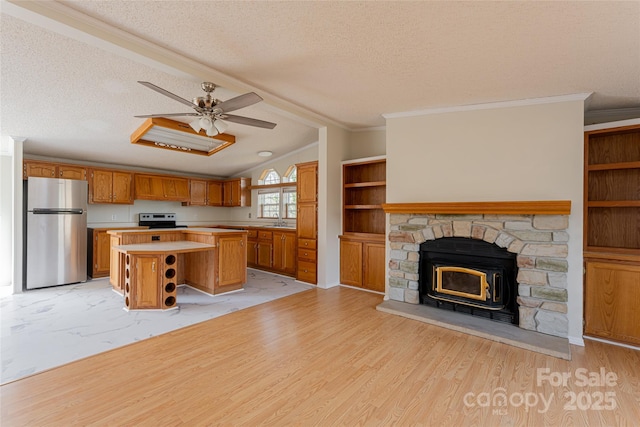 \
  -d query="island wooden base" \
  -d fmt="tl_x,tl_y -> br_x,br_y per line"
109,228 -> 248,310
